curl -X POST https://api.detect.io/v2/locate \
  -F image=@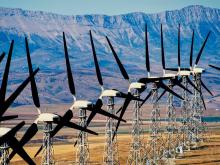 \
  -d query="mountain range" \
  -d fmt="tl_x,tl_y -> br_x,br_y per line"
0,5 -> 219,107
